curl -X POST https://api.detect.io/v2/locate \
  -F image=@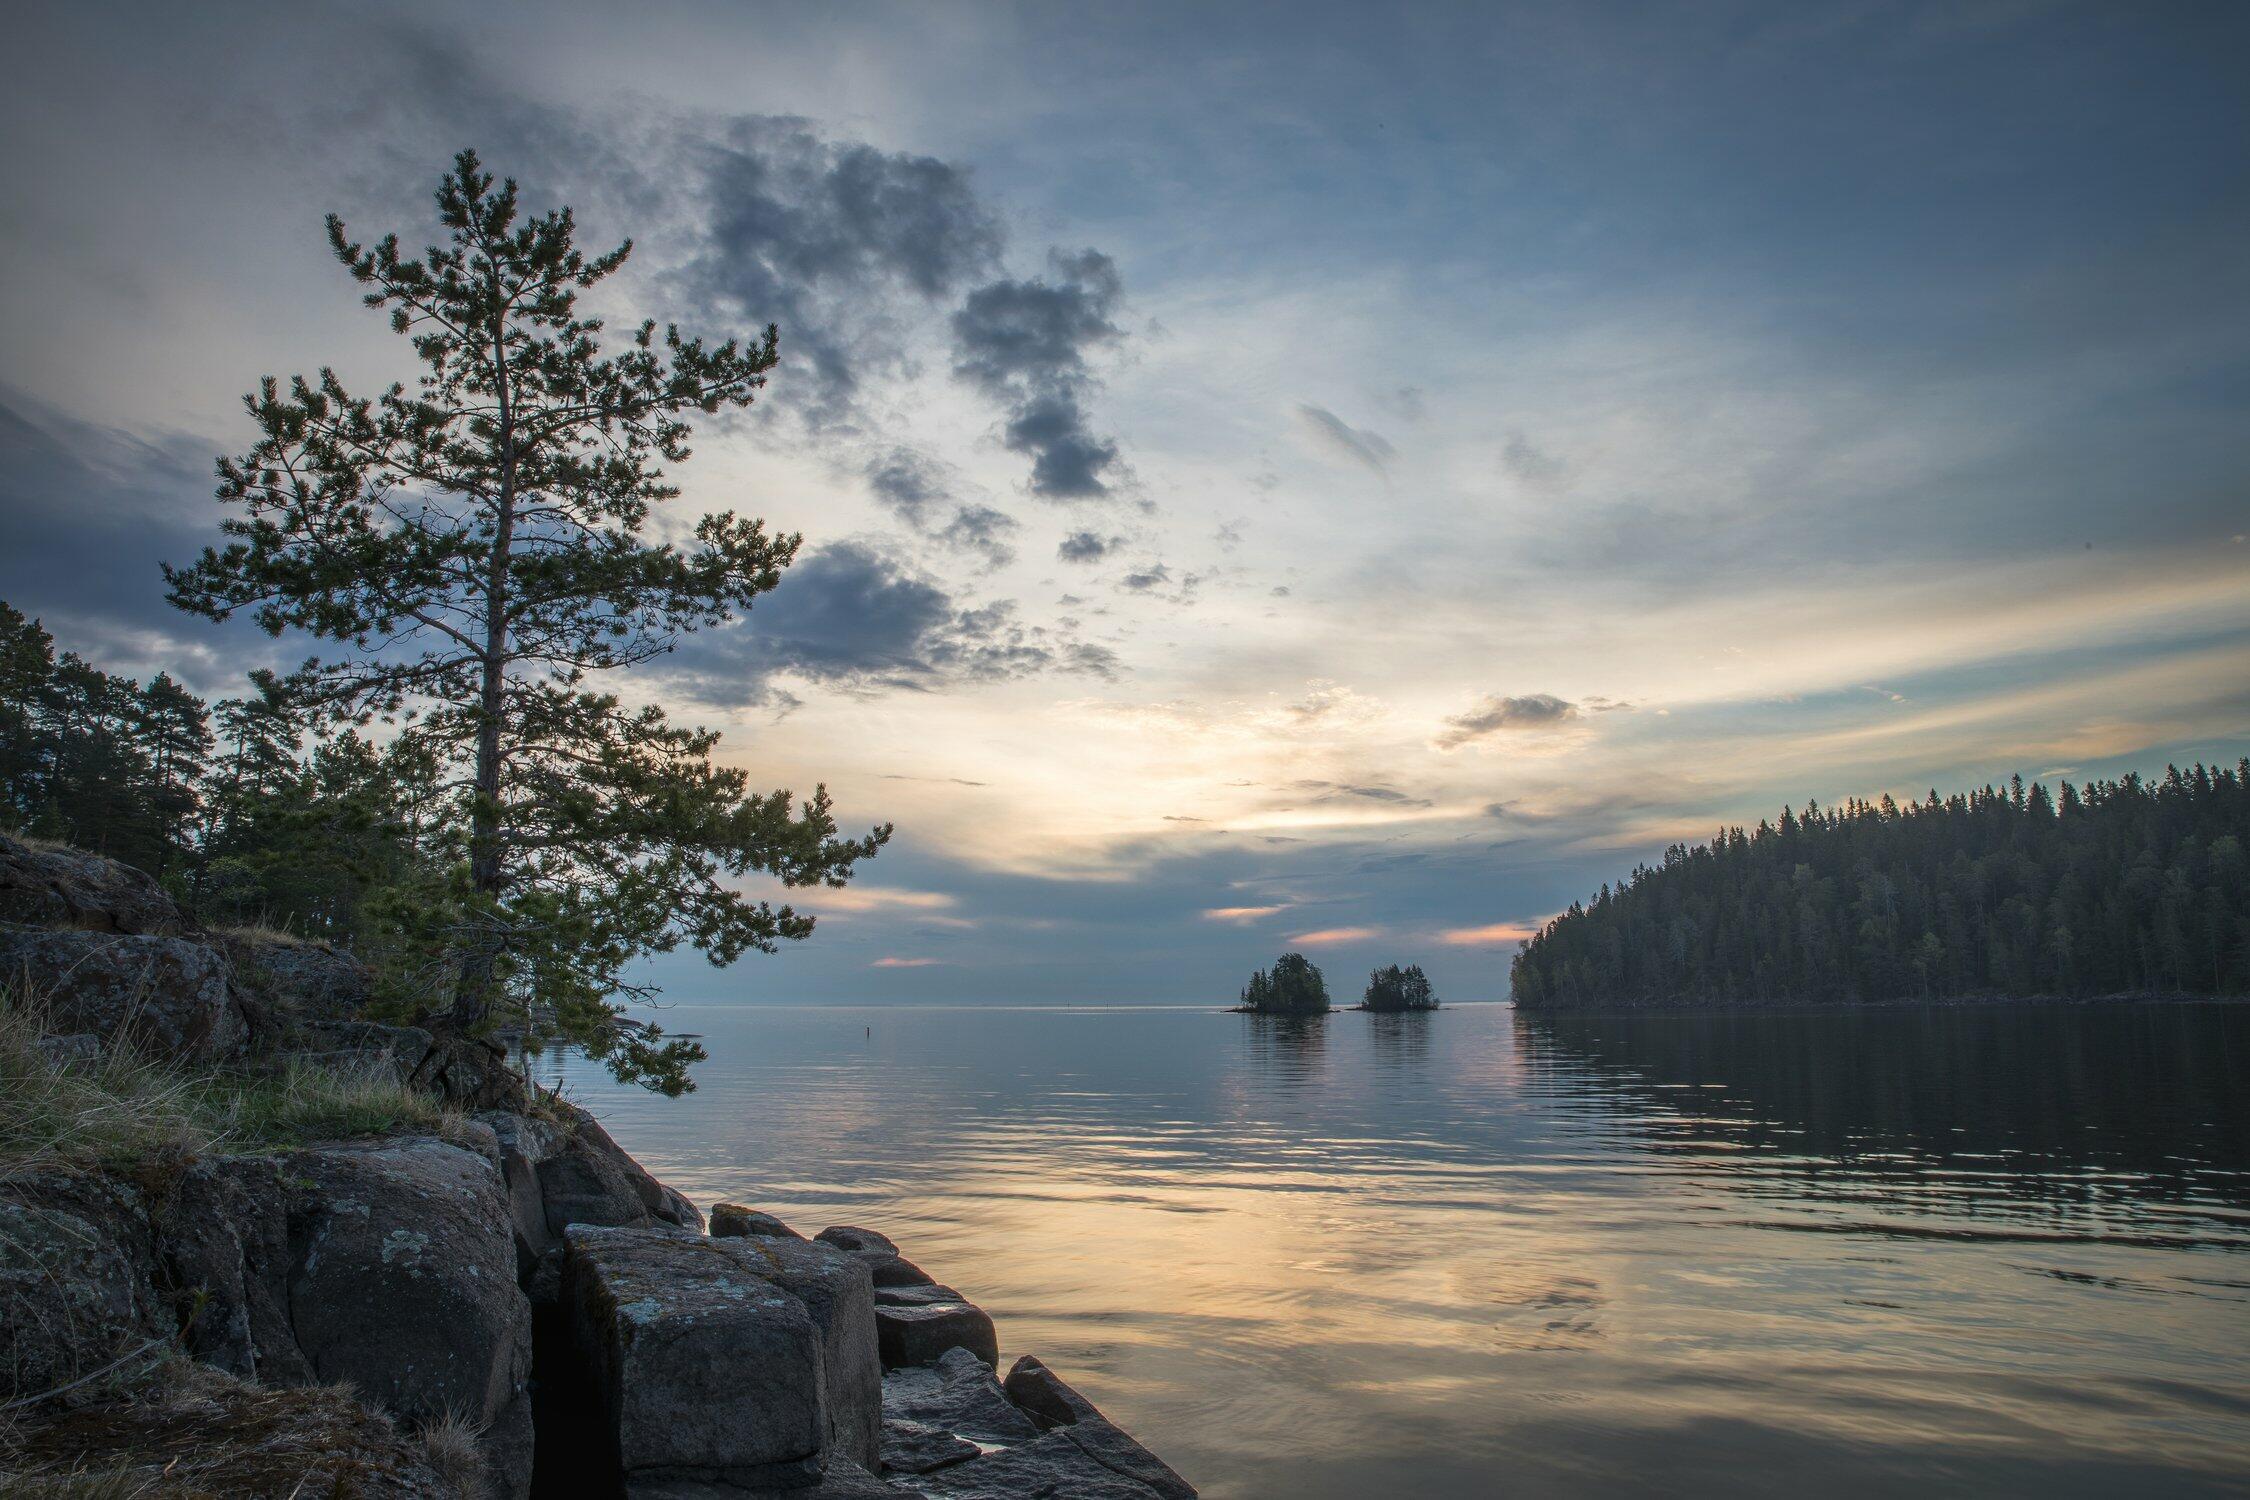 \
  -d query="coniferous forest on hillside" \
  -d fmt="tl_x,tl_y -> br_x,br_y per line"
1510,767 -> 2250,1010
